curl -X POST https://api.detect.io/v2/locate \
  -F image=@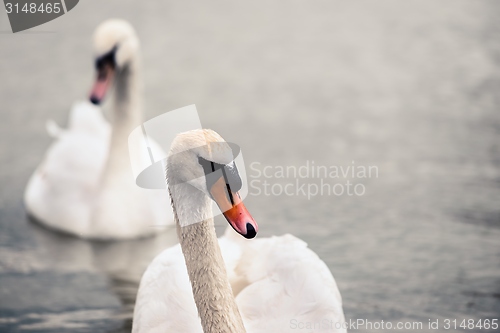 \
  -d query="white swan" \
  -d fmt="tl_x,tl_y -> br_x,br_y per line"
24,19 -> 173,239
132,129 -> 346,333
